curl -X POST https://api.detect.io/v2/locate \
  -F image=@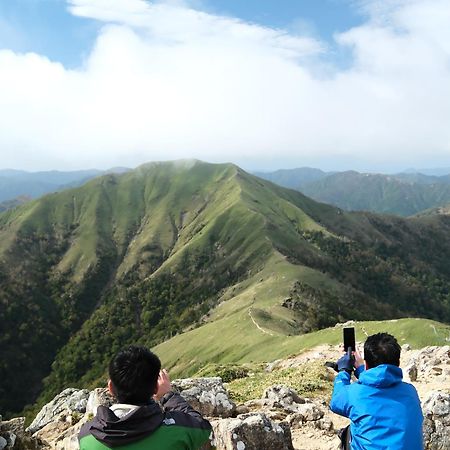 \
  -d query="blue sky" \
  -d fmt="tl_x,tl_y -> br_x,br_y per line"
0,0 -> 450,172
0,0 -> 100,67
0,0 -> 363,68
204,0 -> 363,39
